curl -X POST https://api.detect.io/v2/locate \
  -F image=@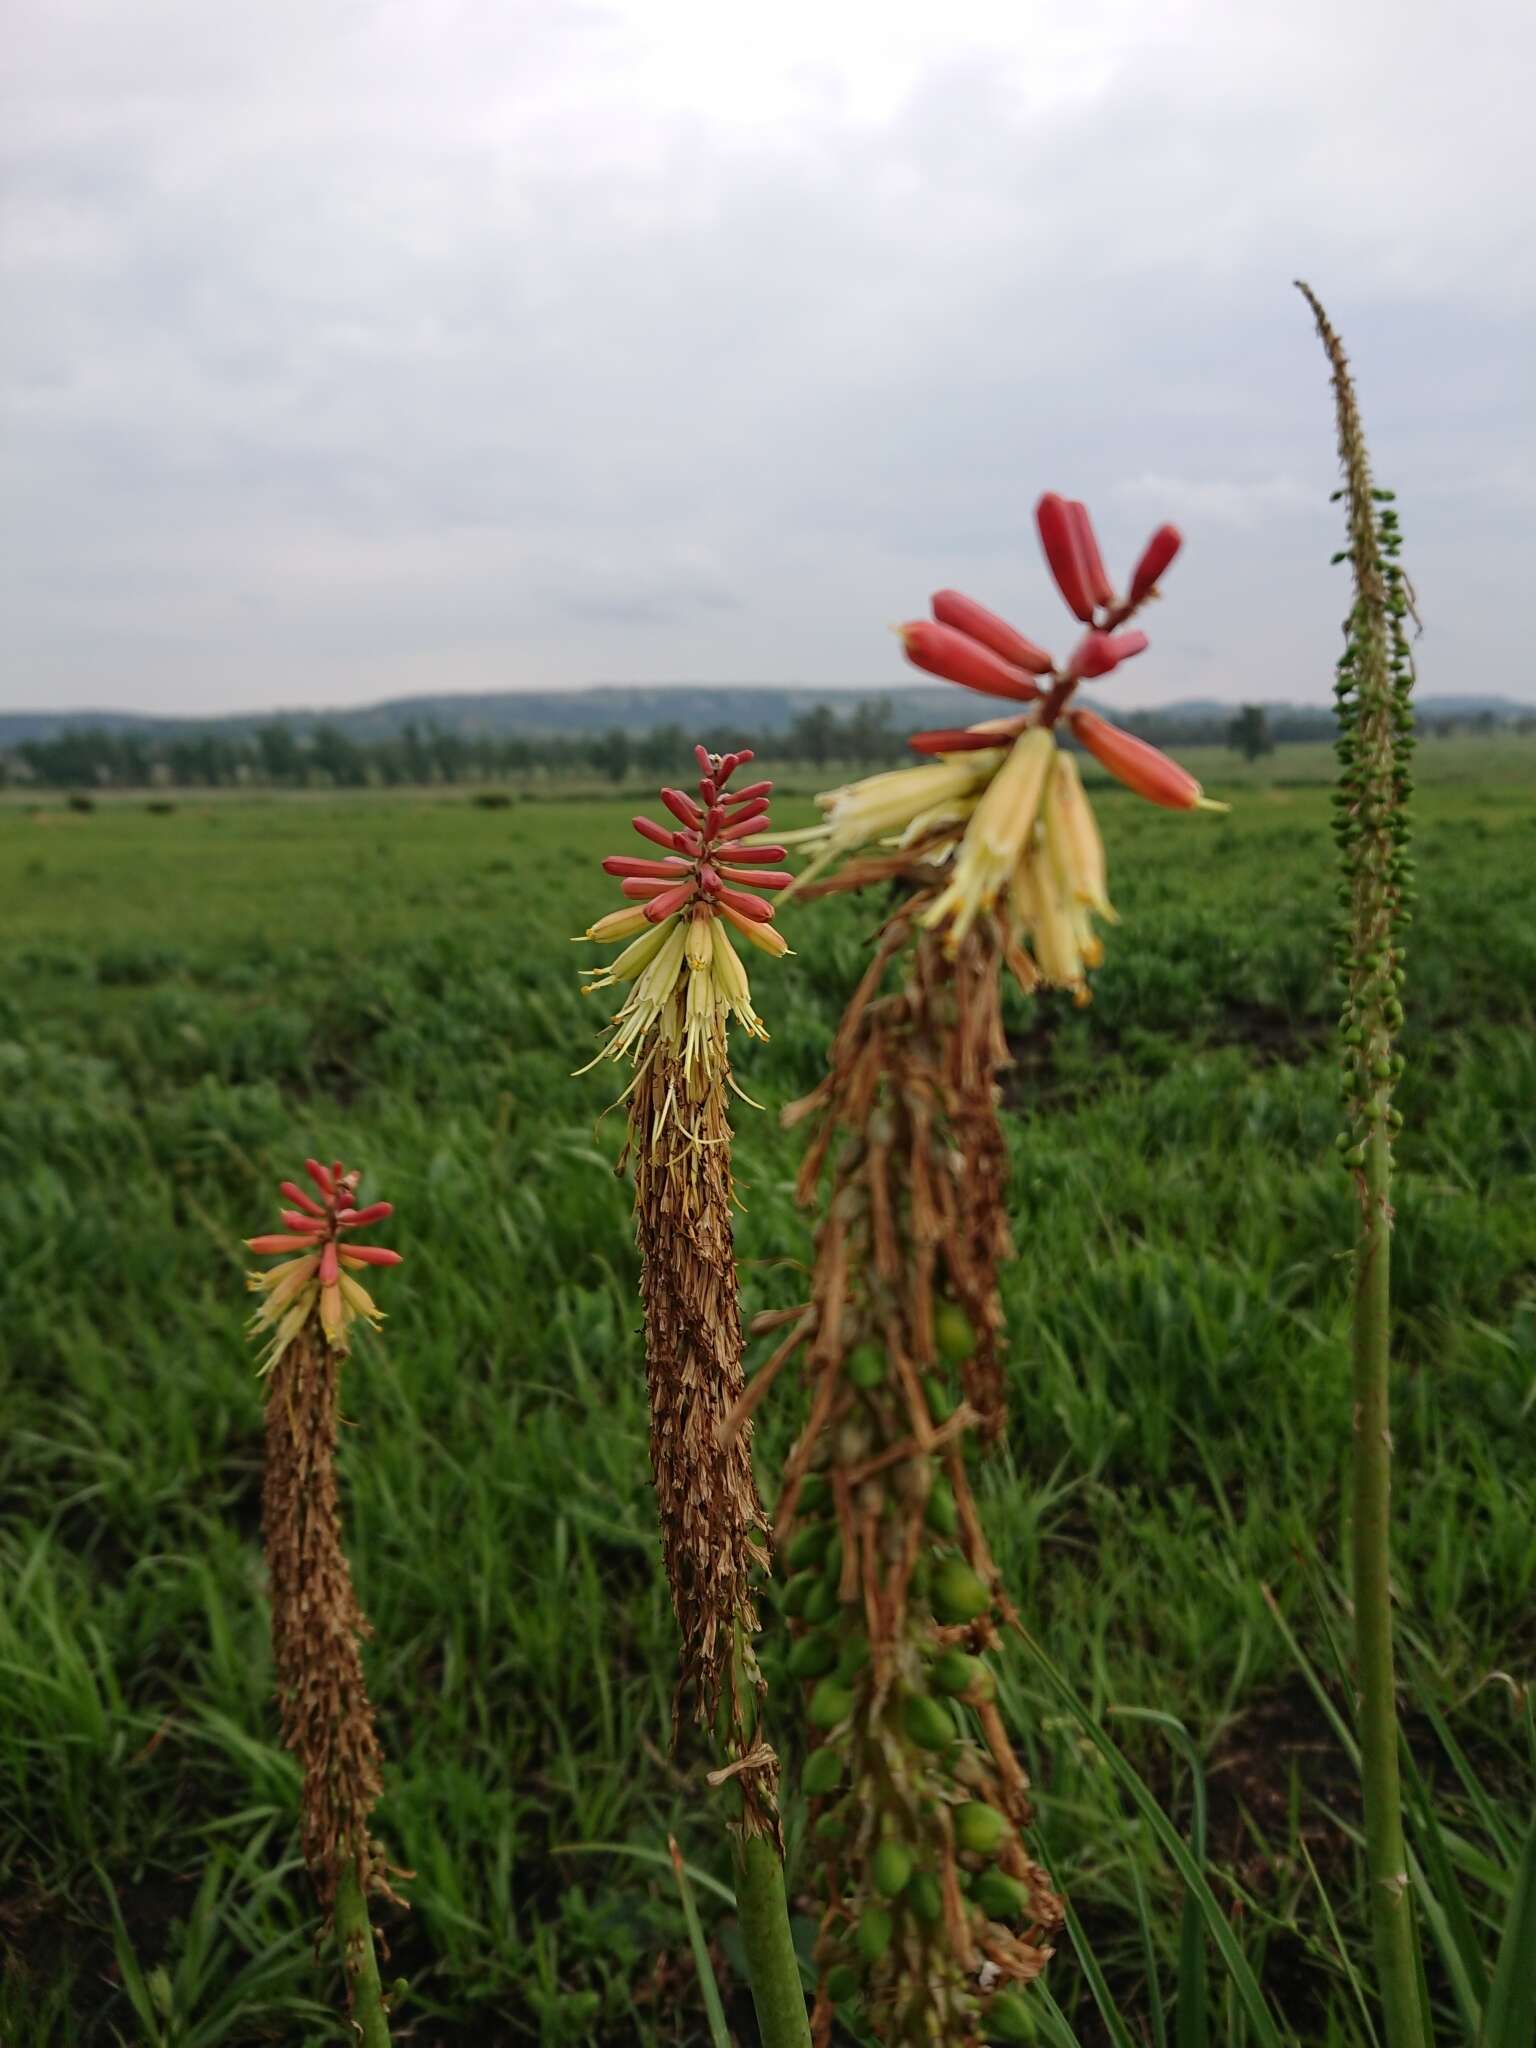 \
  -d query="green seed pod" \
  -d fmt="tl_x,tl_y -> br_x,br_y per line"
903,1693 -> 955,1752
782,1571 -> 816,1618
847,1344 -> 885,1390
931,1557 -> 989,1624
908,1870 -> 943,1925
972,1869 -> 1029,1920
986,1988 -> 1039,2041
798,1474 -> 832,1514
808,1678 -> 855,1730
872,1839 -> 914,1897
934,1302 -> 974,1363
925,1476 -> 958,1536
909,1554 -> 932,1600
836,1635 -> 870,1683
931,1648 -> 977,1695
826,1963 -> 861,2003
856,1906 -> 893,1964
803,1577 -> 840,1626
822,1534 -> 844,1584
953,1801 -> 1007,1855
786,1521 -> 833,1573
788,1632 -> 839,1681
922,1374 -> 957,1423
814,1809 -> 847,1843
802,1746 -> 844,1798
